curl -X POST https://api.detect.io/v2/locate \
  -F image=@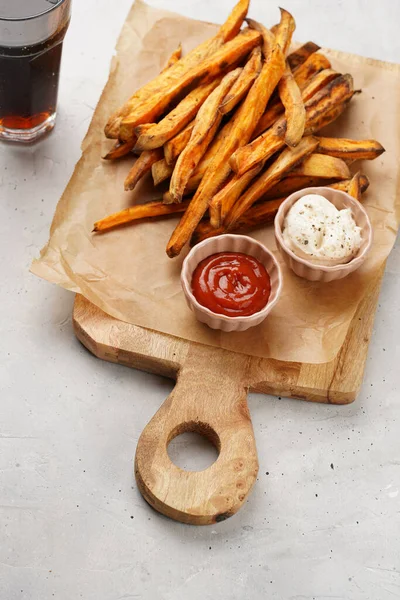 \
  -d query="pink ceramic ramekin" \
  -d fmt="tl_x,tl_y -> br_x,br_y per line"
181,234 -> 282,332
274,187 -> 373,282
